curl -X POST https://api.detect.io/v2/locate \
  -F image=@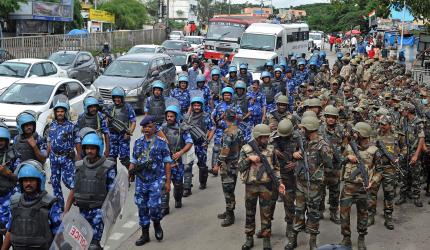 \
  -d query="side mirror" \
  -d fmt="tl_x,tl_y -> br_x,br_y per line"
75,61 -> 83,66
151,70 -> 159,77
